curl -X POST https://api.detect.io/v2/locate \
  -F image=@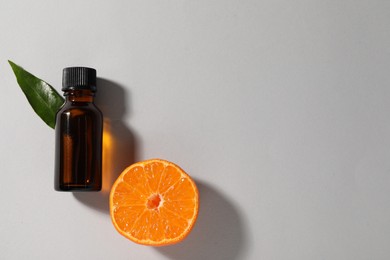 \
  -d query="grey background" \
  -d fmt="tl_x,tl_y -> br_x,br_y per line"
1,0 -> 390,259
